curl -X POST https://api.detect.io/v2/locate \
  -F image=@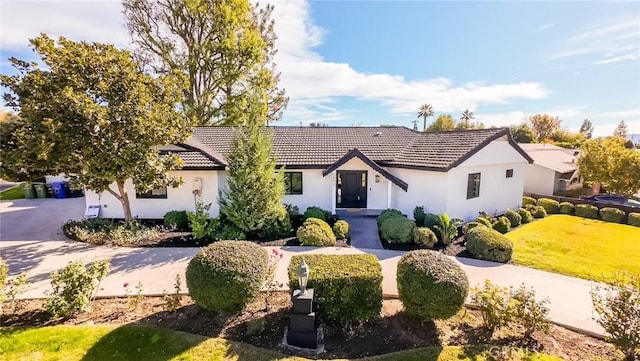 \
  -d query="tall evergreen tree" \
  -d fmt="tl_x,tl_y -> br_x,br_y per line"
579,118 -> 594,139
613,120 -> 628,138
